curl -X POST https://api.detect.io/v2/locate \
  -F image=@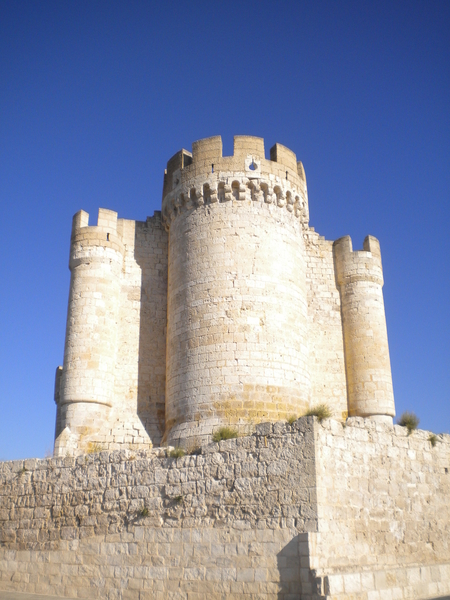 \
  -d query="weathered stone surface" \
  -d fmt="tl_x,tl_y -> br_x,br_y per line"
1,419 -> 449,599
